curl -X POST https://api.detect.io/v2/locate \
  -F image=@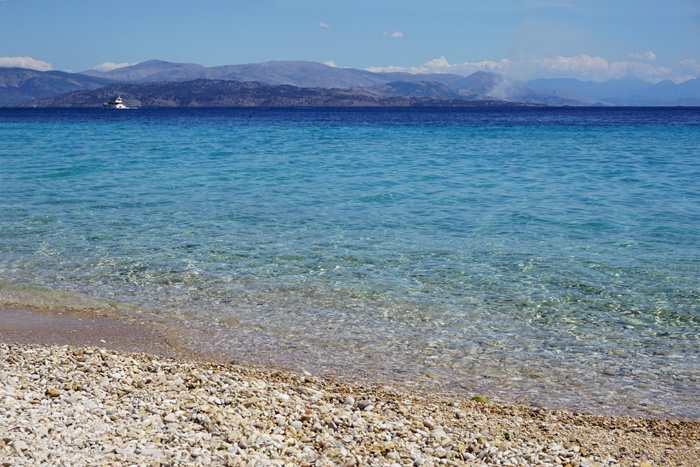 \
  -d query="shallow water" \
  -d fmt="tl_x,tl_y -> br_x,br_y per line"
1,107 -> 699,418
